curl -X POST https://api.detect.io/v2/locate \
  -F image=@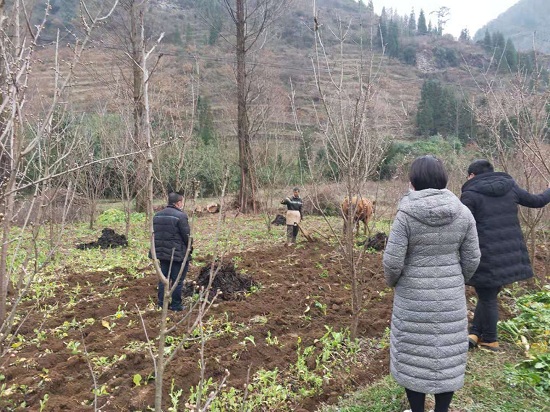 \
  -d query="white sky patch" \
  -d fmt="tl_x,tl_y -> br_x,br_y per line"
370,0 -> 520,38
